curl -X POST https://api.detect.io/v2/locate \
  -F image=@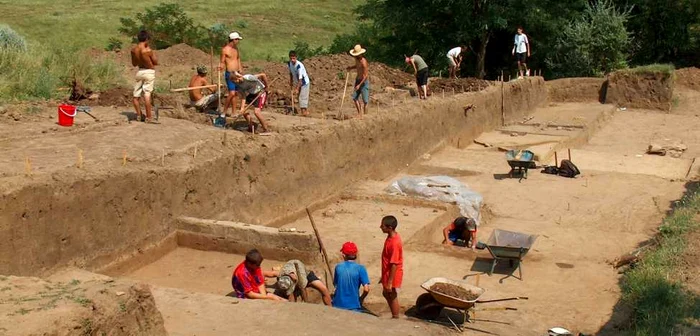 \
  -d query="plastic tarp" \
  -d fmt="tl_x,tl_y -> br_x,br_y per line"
385,176 -> 483,225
